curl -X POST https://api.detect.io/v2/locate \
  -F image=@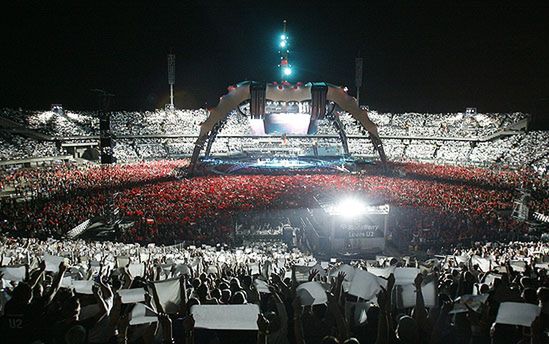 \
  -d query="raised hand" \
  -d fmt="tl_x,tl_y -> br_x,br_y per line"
337,271 -> 347,284
414,273 -> 423,290
271,272 -> 282,284
257,313 -> 270,335
376,287 -> 388,311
